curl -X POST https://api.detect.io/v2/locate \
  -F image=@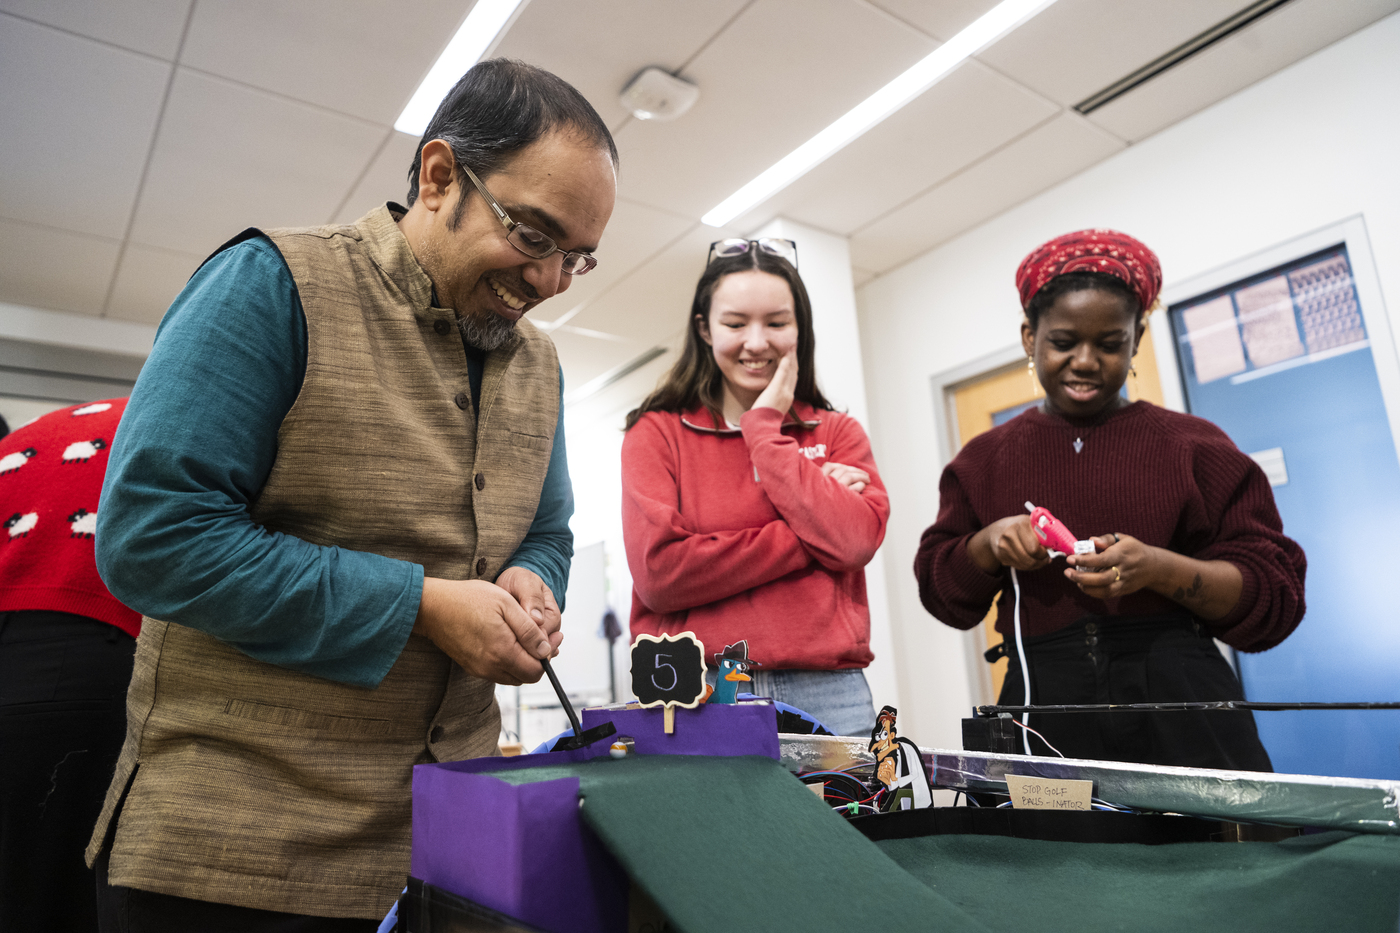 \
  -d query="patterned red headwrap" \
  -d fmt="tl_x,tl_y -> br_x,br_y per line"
1015,229 -> 1162,314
